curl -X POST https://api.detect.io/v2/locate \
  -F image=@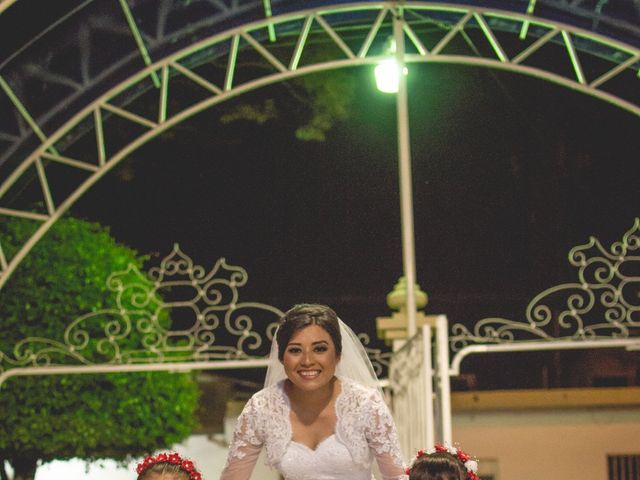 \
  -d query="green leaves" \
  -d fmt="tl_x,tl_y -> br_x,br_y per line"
0,217 -> 199,472
218,69 -> 356,142
293,69 -> 355,142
